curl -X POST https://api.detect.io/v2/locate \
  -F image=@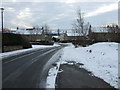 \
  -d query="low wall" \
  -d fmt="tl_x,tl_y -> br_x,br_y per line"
3,45 -> 23,52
